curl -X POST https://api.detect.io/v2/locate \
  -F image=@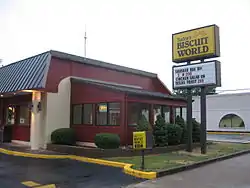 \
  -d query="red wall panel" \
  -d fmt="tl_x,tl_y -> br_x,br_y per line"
46,58 -> 72,92
12,126 -> 30,141
71,82 -> 126,144
72,125 -> 121,143
71,82 -> 124,103
46,57 -> 171,94
1,94 -> 31,142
